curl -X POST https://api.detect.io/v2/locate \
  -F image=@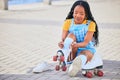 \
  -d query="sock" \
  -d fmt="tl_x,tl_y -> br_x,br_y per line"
62,37 -> 73,64
79,55 -> 87,68
63,37 -> 73,50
